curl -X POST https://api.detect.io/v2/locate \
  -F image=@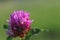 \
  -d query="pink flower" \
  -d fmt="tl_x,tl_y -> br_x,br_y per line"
7,10 -> 33,38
